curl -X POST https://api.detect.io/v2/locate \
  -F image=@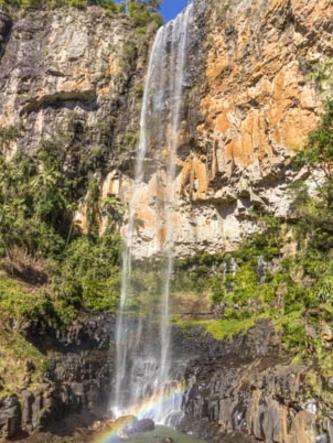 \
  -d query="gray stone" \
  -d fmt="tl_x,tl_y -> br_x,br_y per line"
0,395 -> 21,439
